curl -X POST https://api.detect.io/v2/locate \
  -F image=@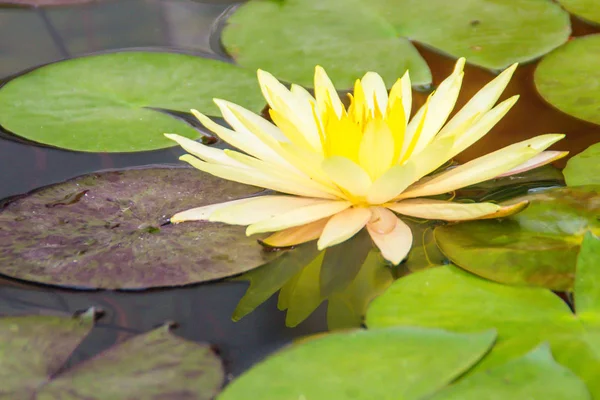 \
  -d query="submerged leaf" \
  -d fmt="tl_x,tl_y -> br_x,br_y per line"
0,167 -> 279,289
564,143 -> 600,186
0,51 -> 266,152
